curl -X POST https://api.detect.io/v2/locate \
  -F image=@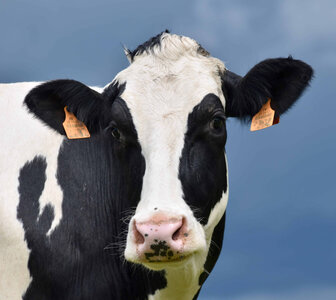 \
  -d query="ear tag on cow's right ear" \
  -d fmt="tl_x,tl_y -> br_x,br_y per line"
250,99 -> 280,131
62,107 -> 91,139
